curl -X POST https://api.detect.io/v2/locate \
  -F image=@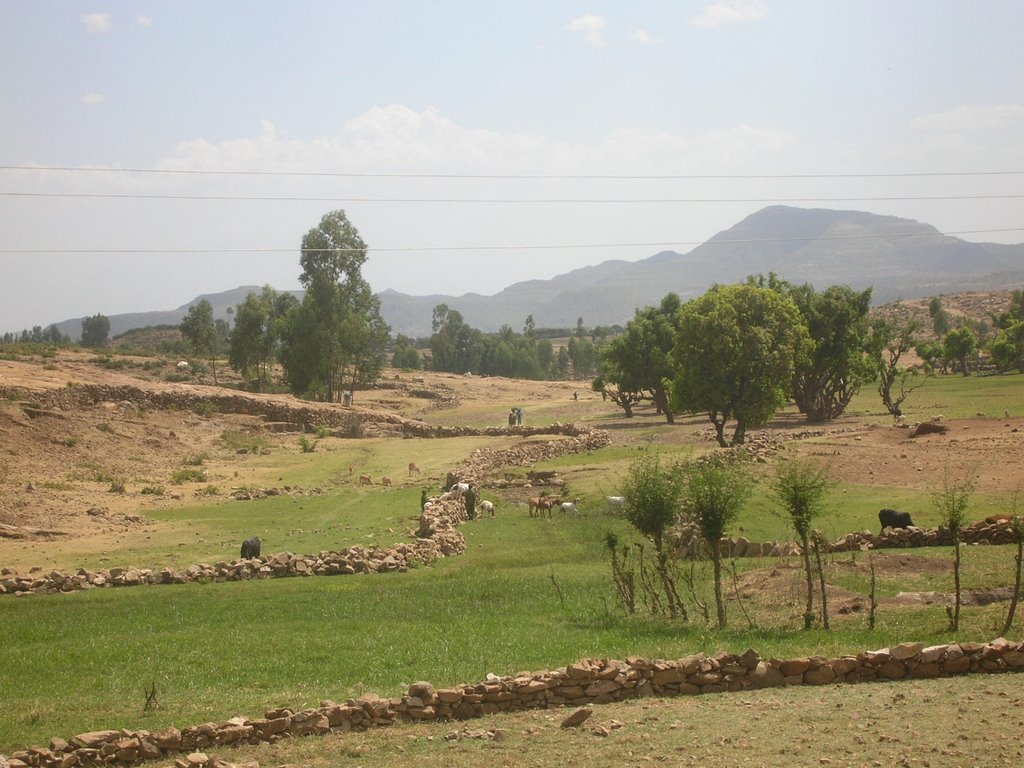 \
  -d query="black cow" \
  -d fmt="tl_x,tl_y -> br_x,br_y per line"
878,508 -> 914,533
240,536 -> 262,560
